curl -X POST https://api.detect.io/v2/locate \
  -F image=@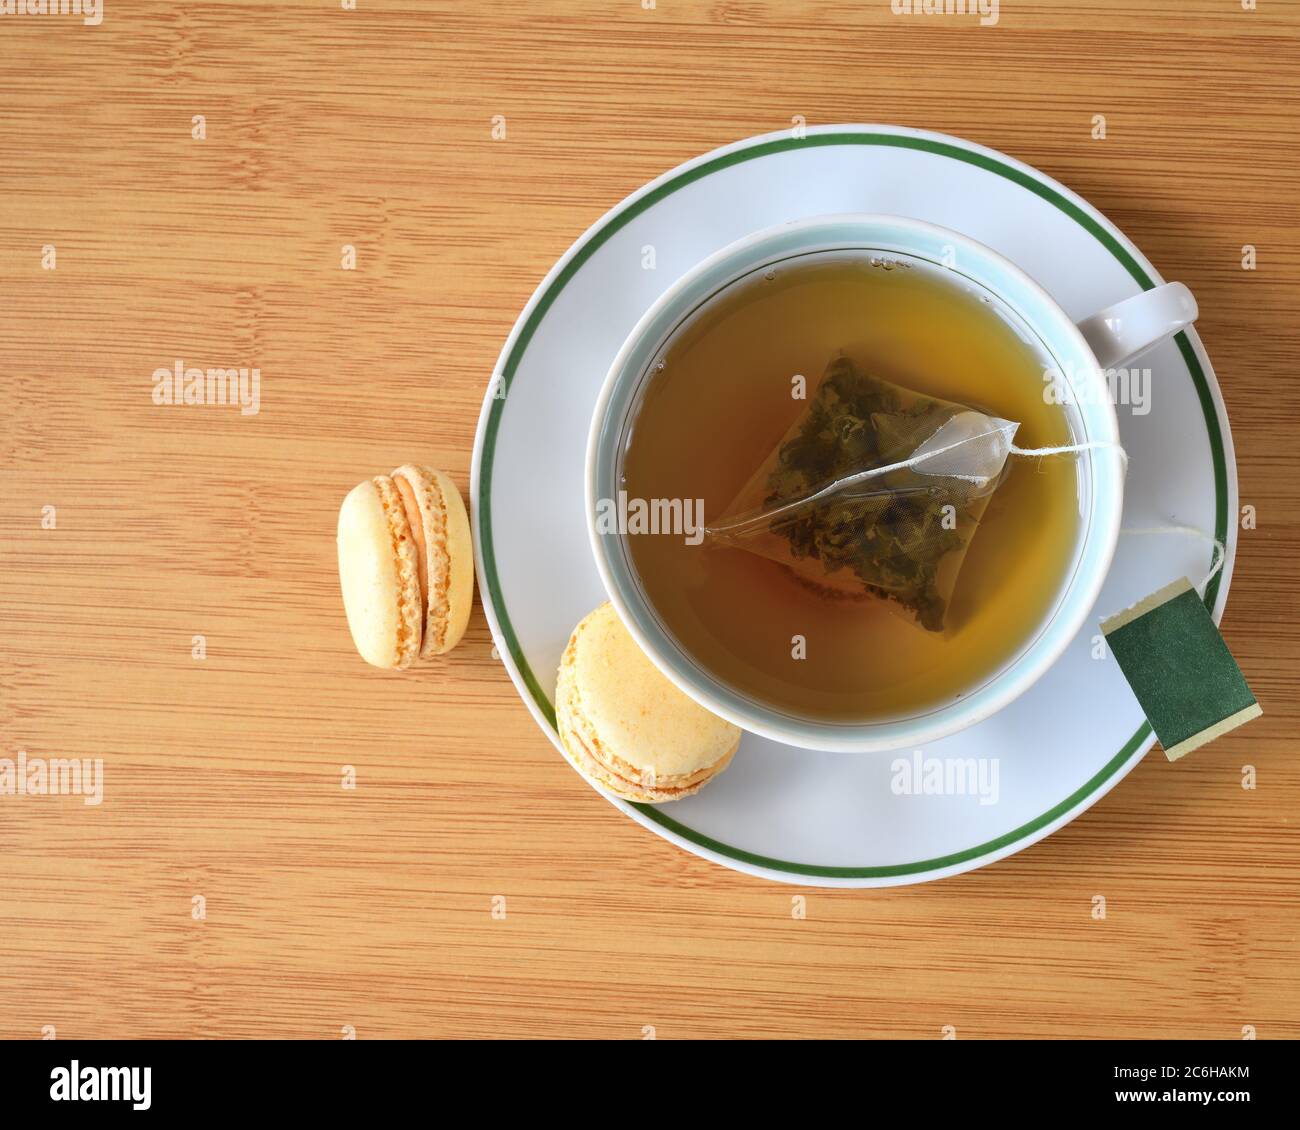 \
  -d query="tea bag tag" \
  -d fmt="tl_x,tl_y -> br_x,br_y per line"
1101,577 -> 1261,761
912,411 -> 1018,484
